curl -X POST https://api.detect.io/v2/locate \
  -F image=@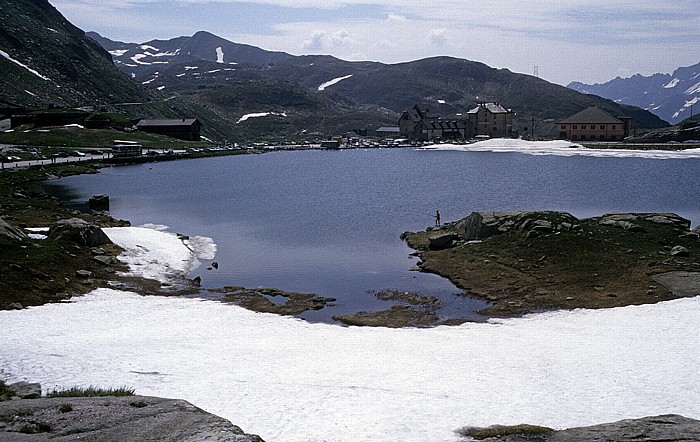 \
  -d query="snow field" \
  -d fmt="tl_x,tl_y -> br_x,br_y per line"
0,226 -> 698,442
424,139 -> 700,159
